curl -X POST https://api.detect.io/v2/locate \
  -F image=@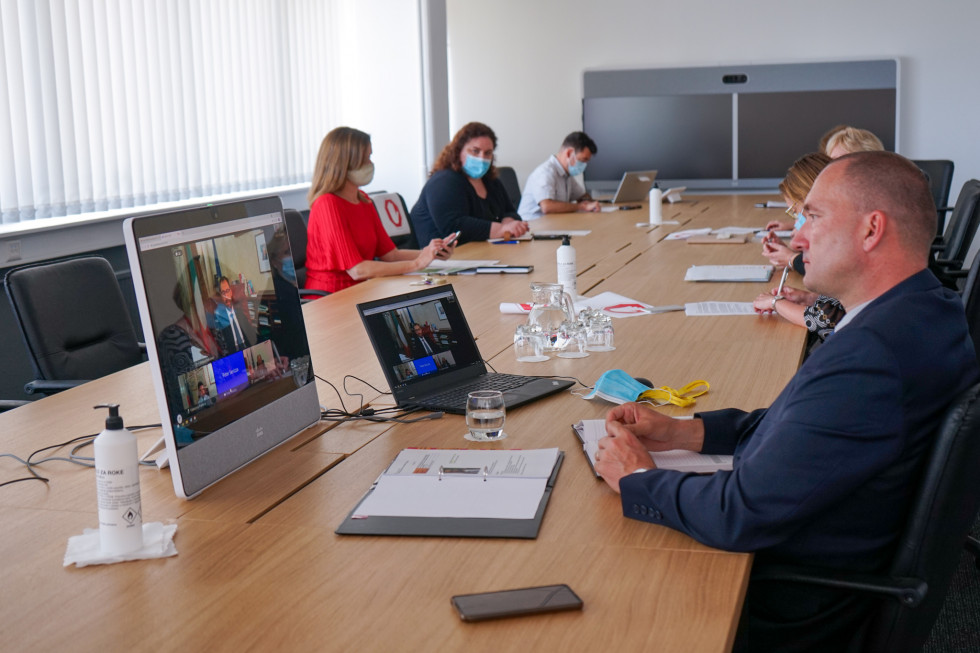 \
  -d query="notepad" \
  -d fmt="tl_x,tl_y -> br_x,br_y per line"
572,420 -> 732,474
684,265 -> 773,282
